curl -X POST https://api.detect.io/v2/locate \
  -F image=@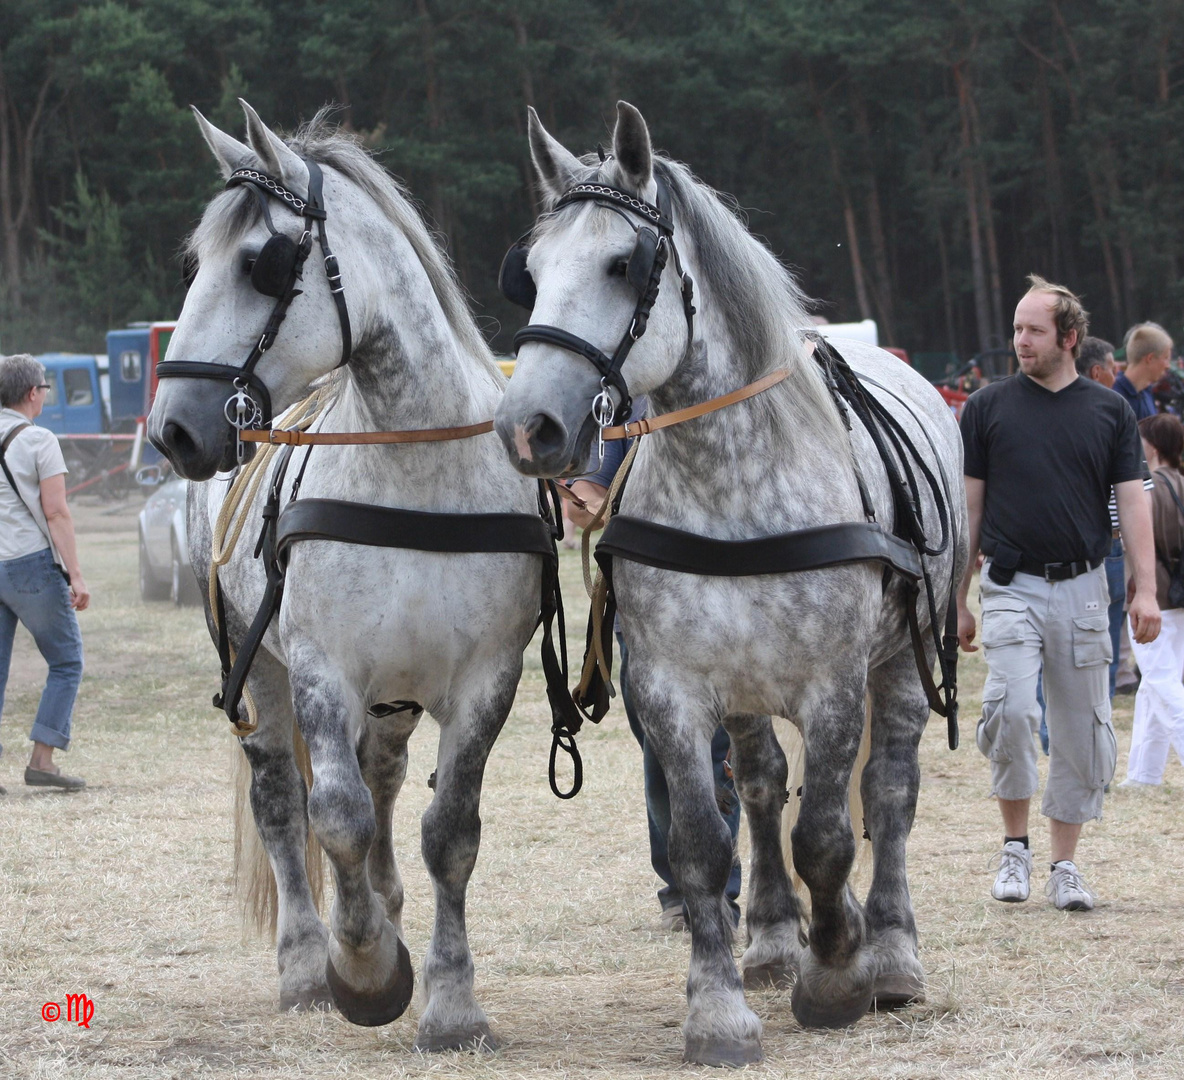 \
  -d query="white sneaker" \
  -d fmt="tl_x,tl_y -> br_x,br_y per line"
1047,860 -> 1095,911
990,841 -> 1032,902
1116,778 -> 1155,789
